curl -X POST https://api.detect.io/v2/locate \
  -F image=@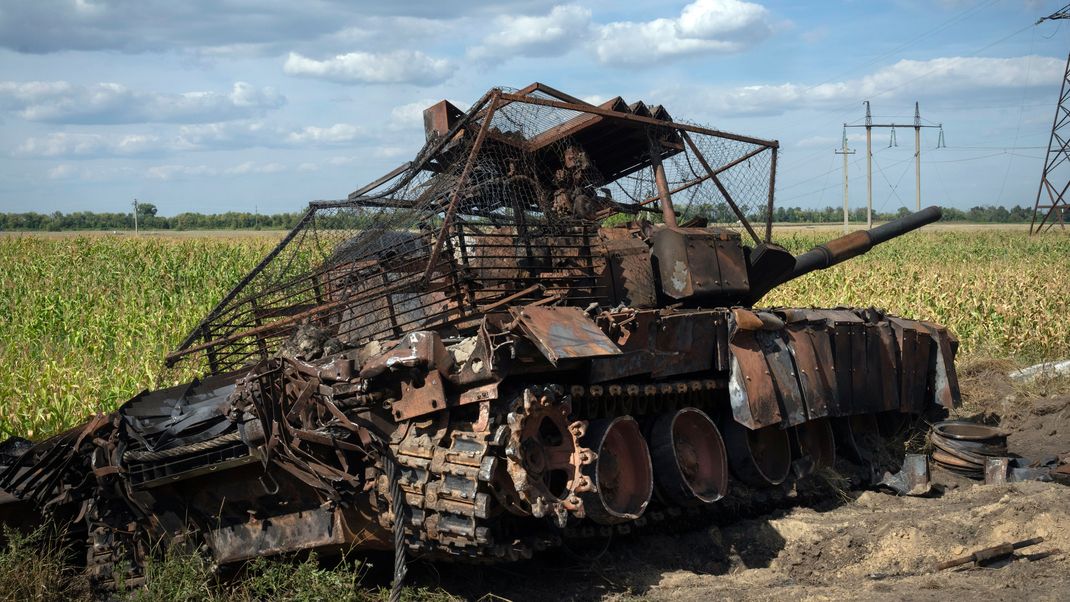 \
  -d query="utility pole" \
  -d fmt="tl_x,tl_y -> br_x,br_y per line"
132,198 -> 139,234
847,102 -> 943,227
914,102 -> 922,211
865,101 -> 873,229
1030,3 -> 1070,234
835,127 -> 856,233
